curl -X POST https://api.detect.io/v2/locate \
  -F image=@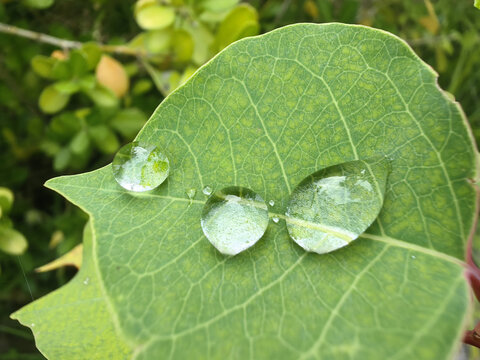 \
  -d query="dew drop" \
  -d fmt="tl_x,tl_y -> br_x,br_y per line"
202,186 -> 212,196
285,158 -> 390,254
411,255 -> 416,259
268,199 -> 275,207
201,186 -> 268,255
112,141 -> 169,192
186,188 -> 196,199
272,217 -> 279,223
83,277 -> 90,285
31,323 -> 35,327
